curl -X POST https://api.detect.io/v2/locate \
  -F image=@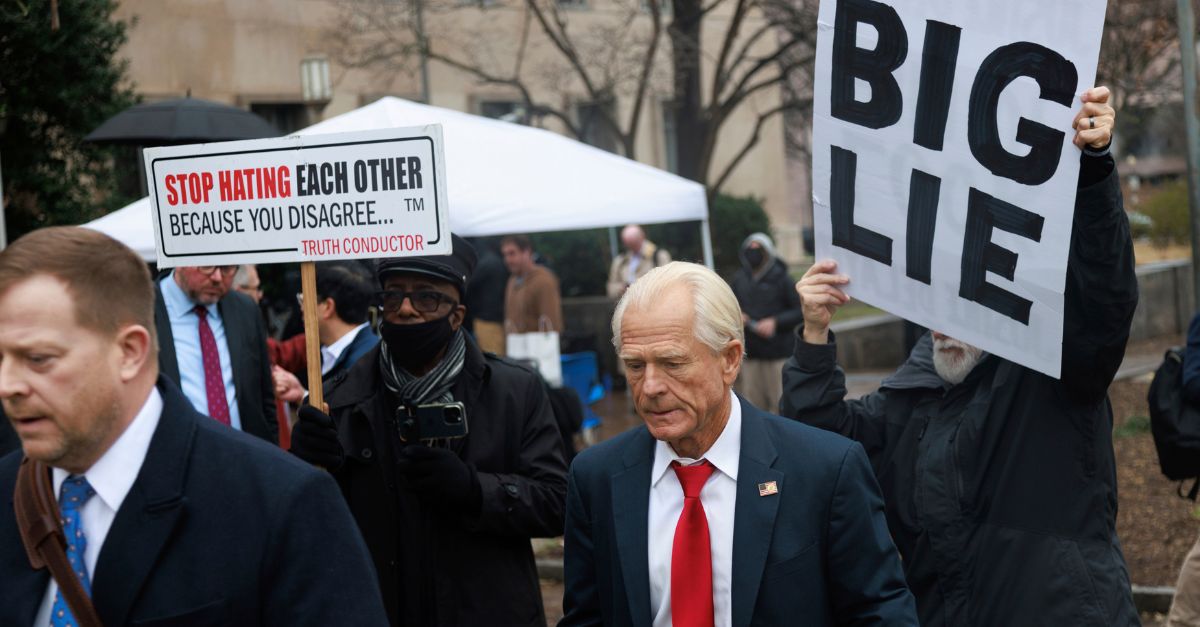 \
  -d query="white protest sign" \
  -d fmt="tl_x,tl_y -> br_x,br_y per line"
811,0 -> 1107,378
144,126 -> 449,268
